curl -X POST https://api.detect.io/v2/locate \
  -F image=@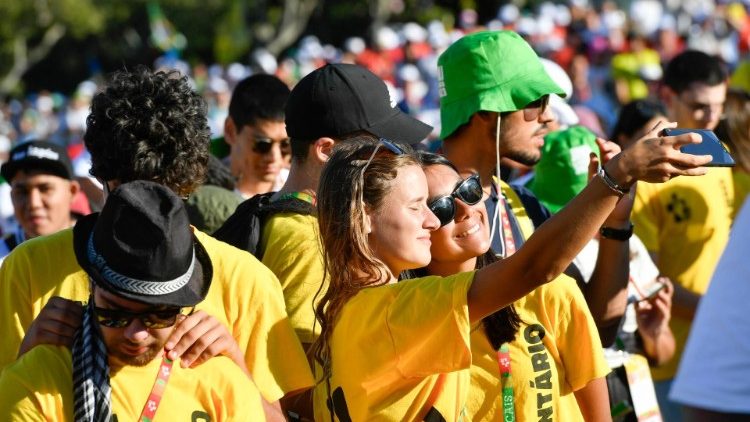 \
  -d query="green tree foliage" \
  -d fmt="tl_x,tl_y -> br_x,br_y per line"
0,0 -> 108,95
